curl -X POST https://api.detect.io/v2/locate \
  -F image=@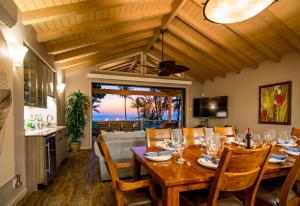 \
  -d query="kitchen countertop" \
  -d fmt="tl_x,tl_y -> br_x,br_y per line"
25,126 -> 67,137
